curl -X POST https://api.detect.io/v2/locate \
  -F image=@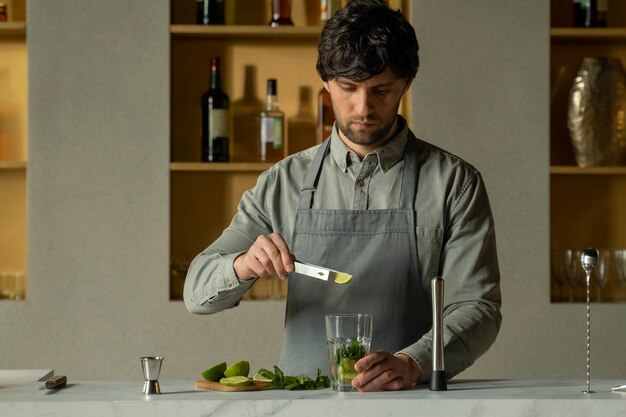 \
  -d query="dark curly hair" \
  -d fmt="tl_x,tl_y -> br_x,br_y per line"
316,0 -> 419,82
